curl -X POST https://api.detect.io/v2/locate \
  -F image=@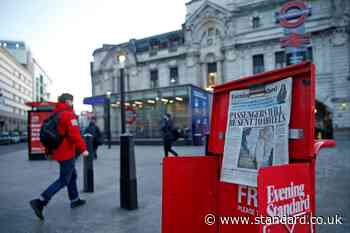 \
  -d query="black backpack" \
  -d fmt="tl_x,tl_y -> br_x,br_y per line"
40,111 -> 64,152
